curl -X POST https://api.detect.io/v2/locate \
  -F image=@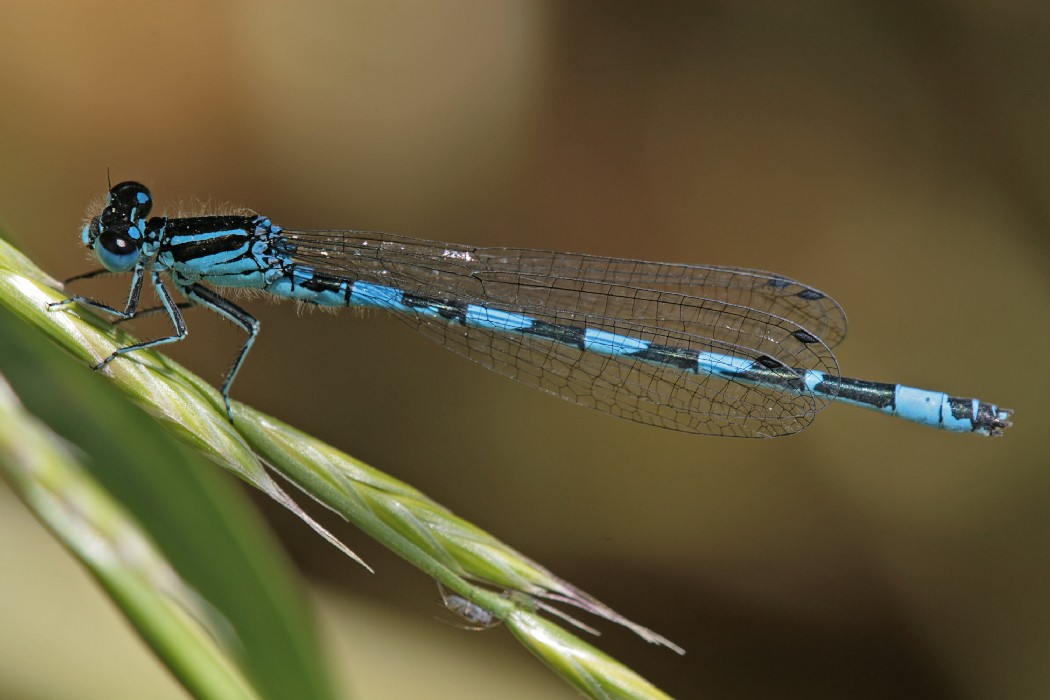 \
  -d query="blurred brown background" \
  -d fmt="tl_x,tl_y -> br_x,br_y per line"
1,2 -> 1048,698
